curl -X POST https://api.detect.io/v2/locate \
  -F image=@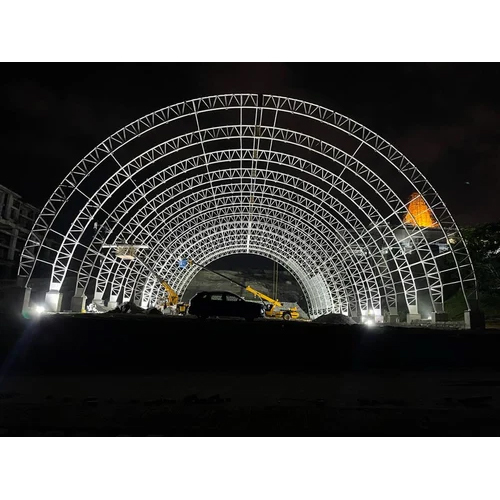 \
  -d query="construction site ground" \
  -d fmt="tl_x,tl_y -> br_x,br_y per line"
1,312 -> 500,436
